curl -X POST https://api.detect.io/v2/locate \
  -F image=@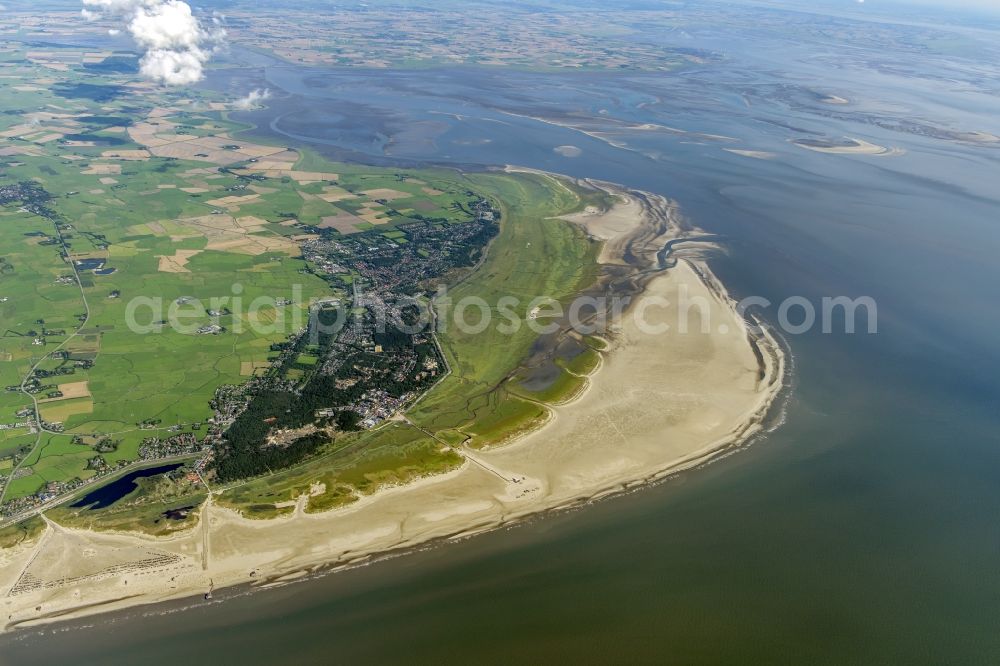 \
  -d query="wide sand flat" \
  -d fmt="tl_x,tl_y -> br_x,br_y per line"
2,176 -> 785,632
724,148 -> 778,160
482,259 -> 781,508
